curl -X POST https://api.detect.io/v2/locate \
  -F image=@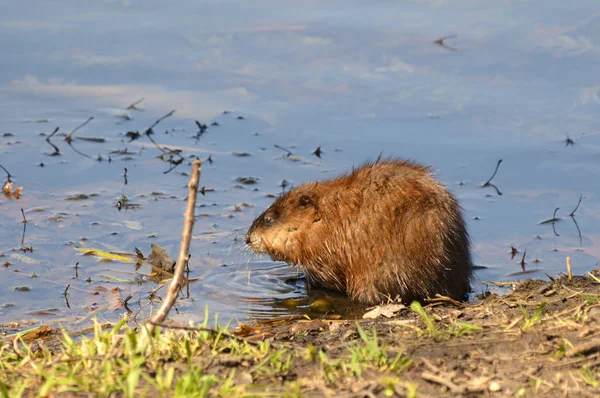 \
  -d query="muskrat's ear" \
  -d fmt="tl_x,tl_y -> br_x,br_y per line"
297,194 -> 315,208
